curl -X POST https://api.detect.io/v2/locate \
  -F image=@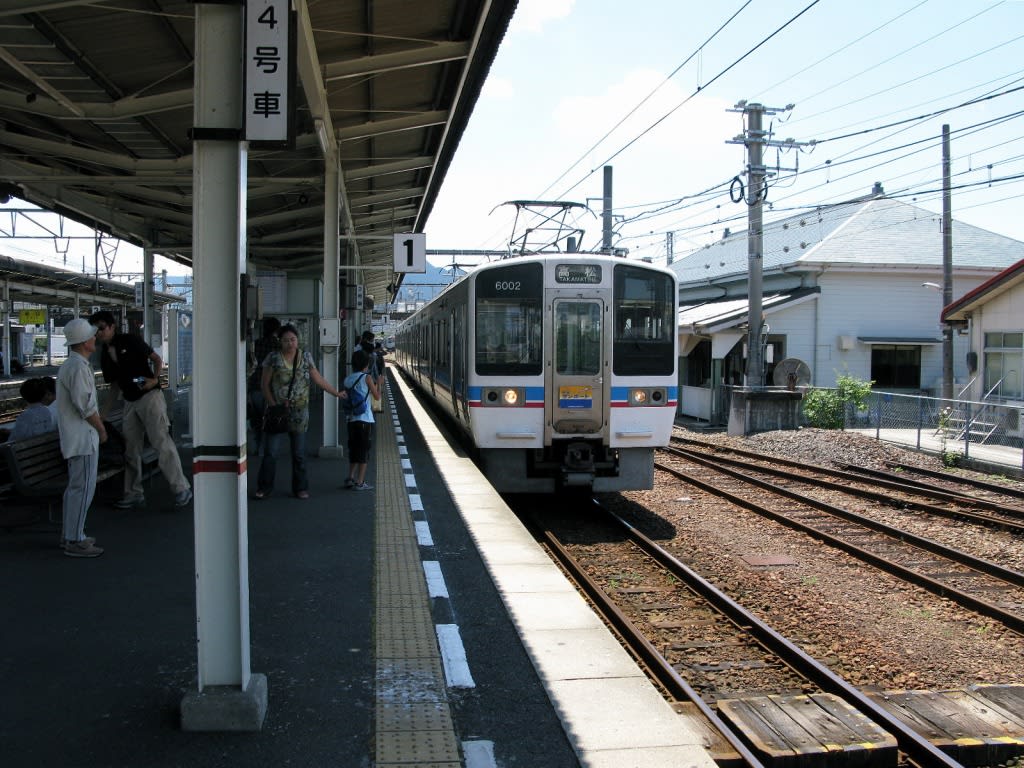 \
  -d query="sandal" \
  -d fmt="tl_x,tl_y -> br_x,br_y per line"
296,491 -> 310,499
